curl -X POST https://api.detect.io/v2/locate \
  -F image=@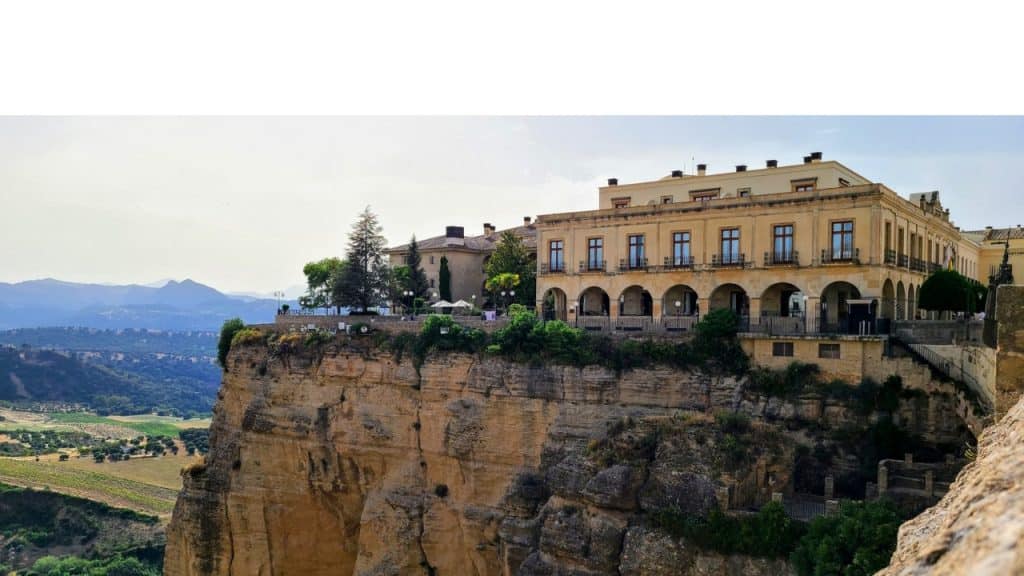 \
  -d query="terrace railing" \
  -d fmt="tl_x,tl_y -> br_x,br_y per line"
763,250 -> 799,266
578,260 -> 607,273
821,248 -> 860,265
